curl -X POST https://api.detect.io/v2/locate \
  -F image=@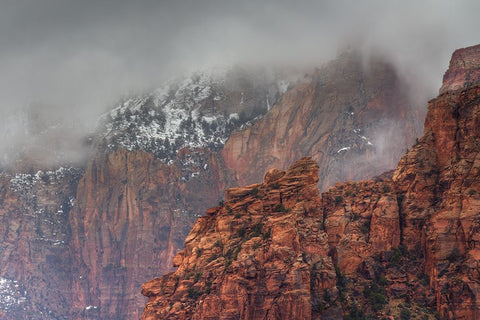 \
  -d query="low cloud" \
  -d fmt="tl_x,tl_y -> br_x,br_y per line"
1,0 -> 479,167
